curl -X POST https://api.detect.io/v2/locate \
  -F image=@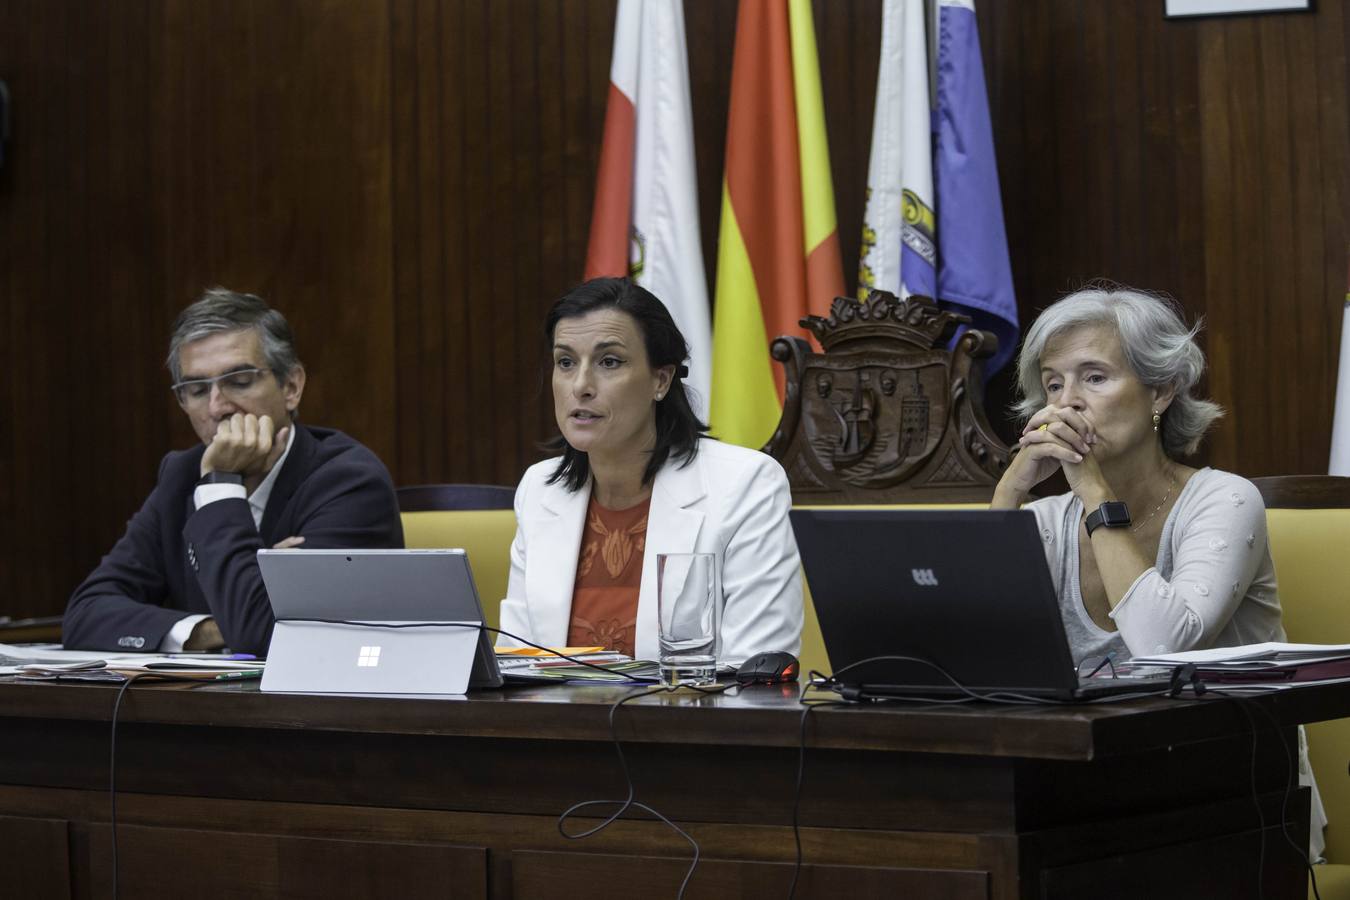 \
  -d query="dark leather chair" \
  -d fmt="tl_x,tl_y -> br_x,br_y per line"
396,484 -> 515,512
1251,474 -> 1350,510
